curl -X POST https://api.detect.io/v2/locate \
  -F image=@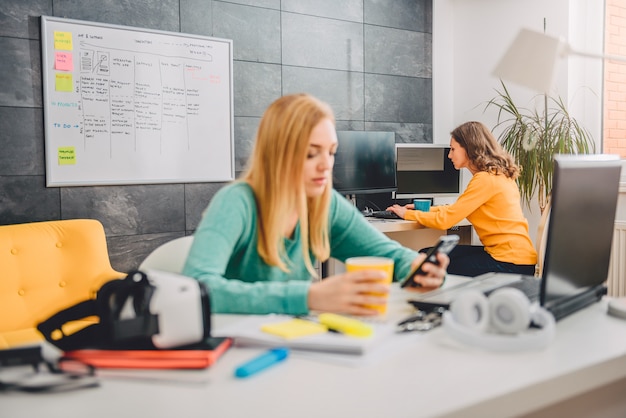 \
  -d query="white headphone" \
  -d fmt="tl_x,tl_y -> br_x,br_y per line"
442,287 -> 556,352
